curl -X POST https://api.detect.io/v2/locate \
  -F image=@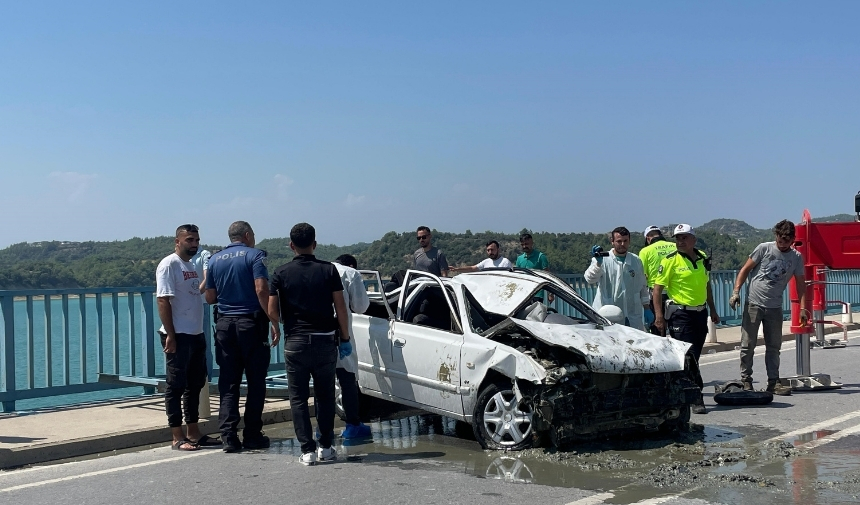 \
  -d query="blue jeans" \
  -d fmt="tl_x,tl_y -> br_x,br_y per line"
284,334 -> 338,454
